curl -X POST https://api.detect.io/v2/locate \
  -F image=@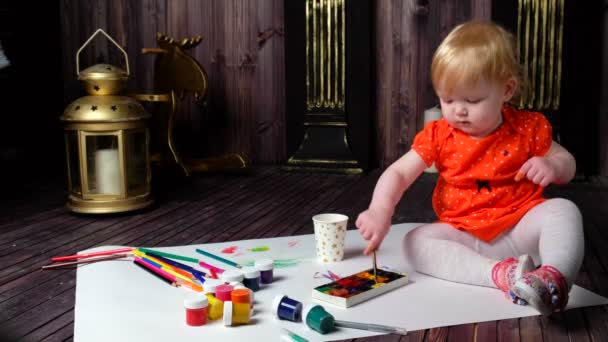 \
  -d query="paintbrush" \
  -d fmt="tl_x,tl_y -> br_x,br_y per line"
42,254 -> 128,269
372,250 -> 378,283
